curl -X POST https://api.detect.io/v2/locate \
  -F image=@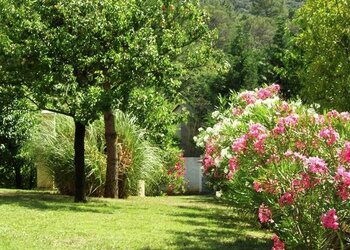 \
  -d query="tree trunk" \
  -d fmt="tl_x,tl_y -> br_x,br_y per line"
74,121 -> 87,203
103,109 -> 118,198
